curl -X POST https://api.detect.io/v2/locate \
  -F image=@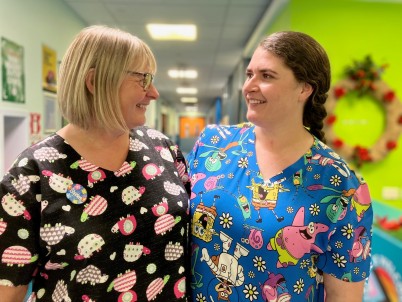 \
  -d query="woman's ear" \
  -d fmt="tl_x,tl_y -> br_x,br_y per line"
85,68 -> 95,94
299,82 -> 313,103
